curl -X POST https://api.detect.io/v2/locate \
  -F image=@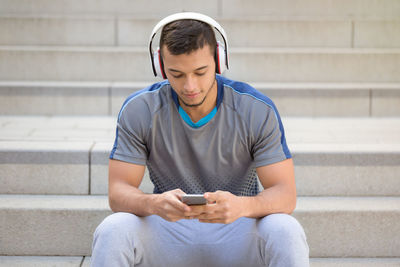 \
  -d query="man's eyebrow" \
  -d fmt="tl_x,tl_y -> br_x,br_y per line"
168,66 -> 208,73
